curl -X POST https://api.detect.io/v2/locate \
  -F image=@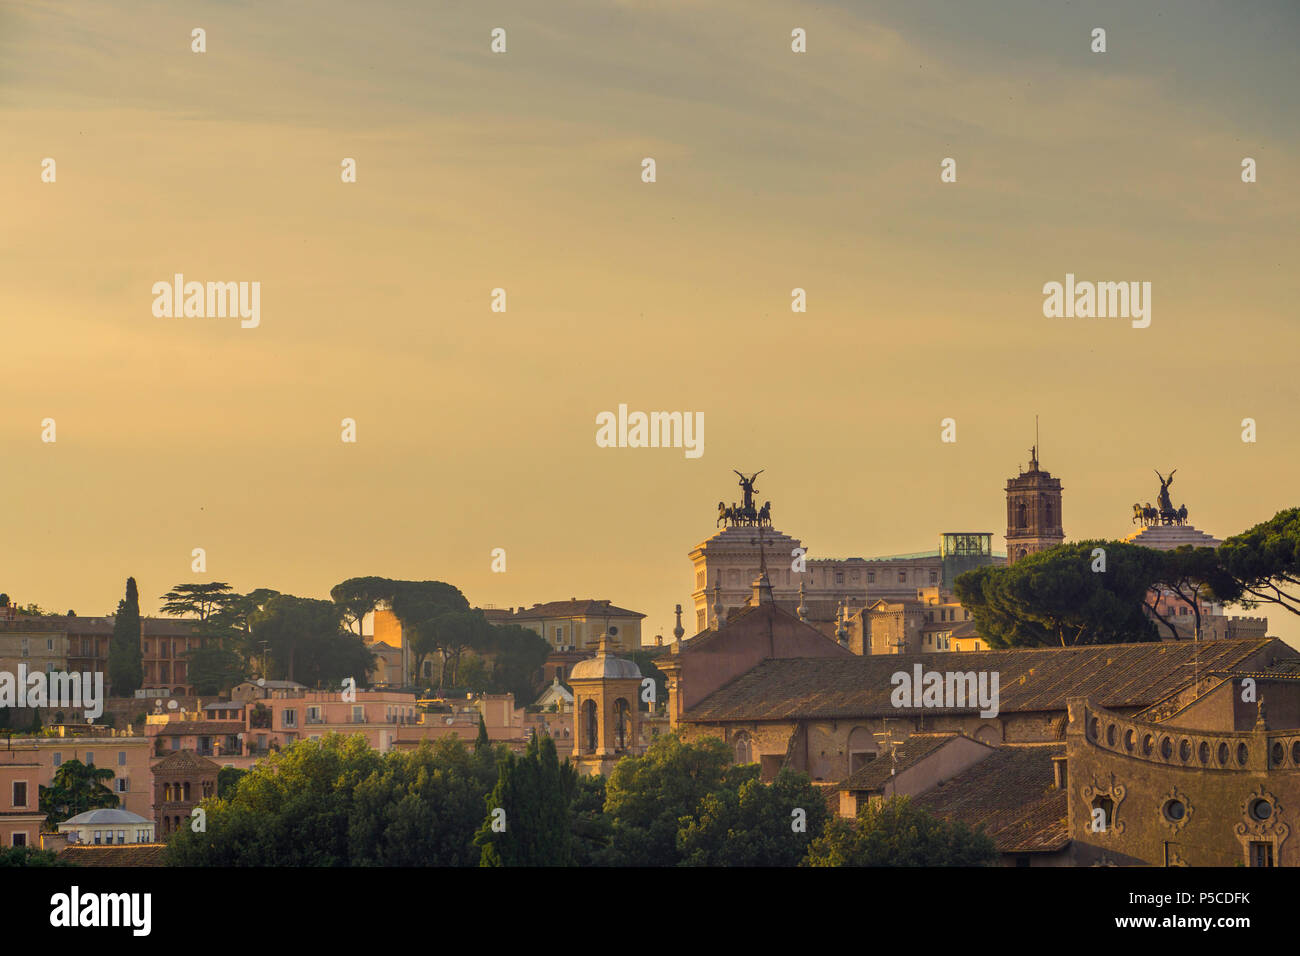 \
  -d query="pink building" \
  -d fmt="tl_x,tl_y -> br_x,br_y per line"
0,730 -> 152,848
